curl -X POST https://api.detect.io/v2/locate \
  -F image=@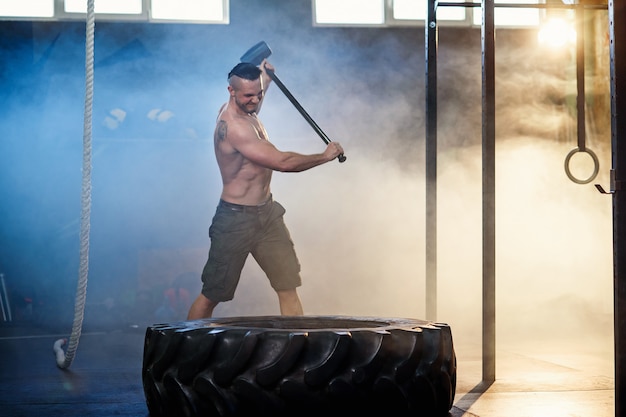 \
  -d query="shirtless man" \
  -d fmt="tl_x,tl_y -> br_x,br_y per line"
187,60 -> 344,320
